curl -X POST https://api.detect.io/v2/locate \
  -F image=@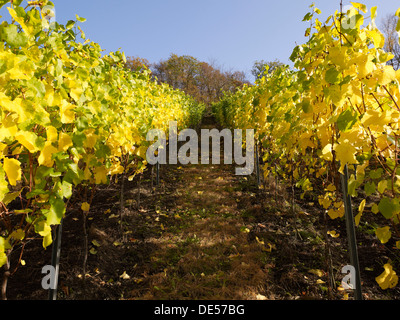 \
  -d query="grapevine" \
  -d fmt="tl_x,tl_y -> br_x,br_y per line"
0,0 -> 204,271
213,3 -> 400,290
